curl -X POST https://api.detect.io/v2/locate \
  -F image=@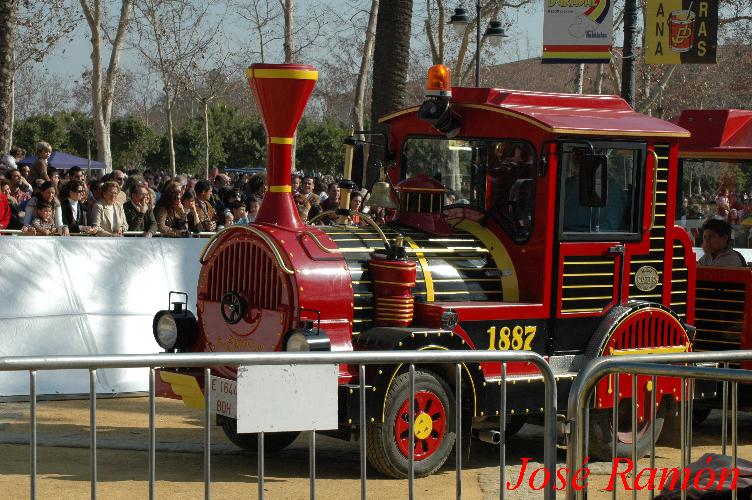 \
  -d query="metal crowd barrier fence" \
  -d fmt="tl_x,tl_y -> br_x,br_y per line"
0,350 -> 558,500
0,229 -> 217,237
566,350 -> 752,500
